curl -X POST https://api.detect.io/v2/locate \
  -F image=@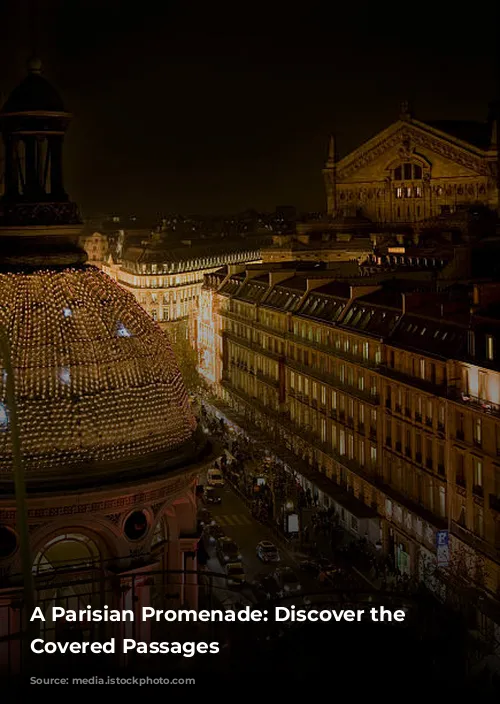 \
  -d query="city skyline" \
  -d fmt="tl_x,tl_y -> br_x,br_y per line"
0,1 -> 496,217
